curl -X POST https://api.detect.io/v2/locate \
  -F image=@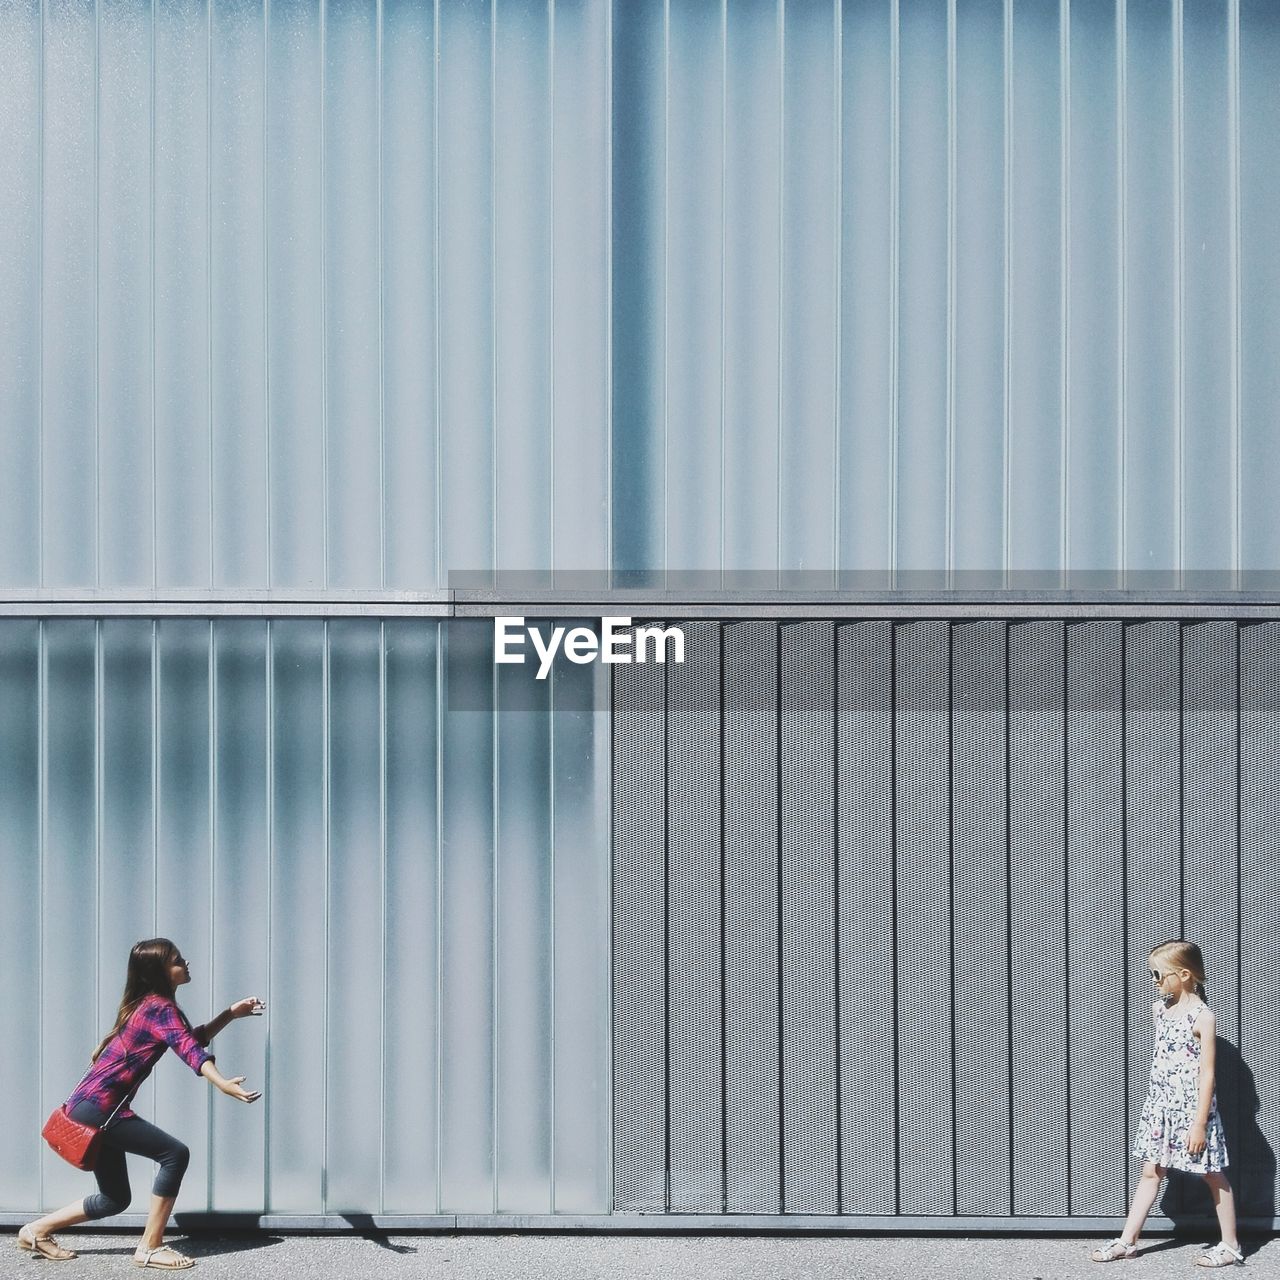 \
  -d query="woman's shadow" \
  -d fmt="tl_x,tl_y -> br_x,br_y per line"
1161,1038 -> 1275,1243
